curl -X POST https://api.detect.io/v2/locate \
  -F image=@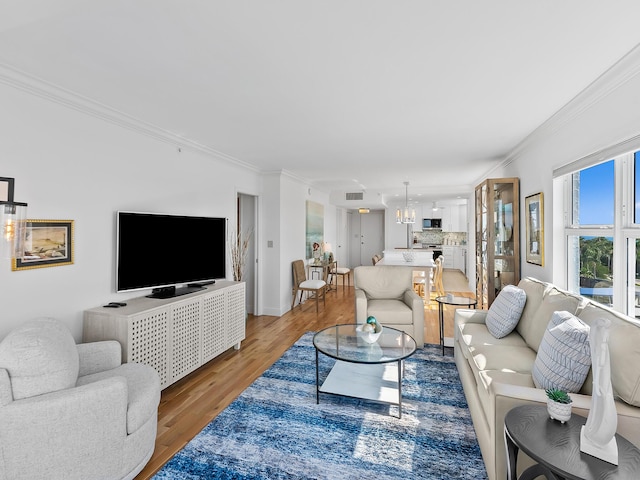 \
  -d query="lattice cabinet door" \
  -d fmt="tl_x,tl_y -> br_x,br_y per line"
202,289 -> 227,363
169,297 -> 203,384
129,308 -> 169,388
226,282 -> 246,348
